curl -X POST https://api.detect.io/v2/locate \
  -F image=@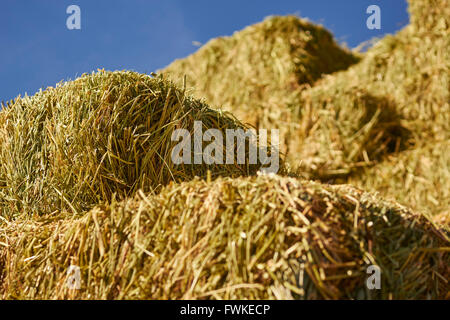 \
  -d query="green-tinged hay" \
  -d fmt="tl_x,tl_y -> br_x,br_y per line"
162,15 -> 359,154
291,89 -> 411,179
1,175 -> 448,299
0,70 -> 264,217
289,0 -> 450,219
290,0 -> 449,178
160,14 -> 417,178
348,140 -> 450,226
